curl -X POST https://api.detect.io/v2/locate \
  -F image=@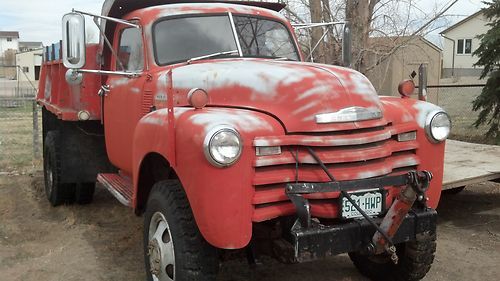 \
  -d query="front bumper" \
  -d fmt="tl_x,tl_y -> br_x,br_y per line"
290,208 -> 437,262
